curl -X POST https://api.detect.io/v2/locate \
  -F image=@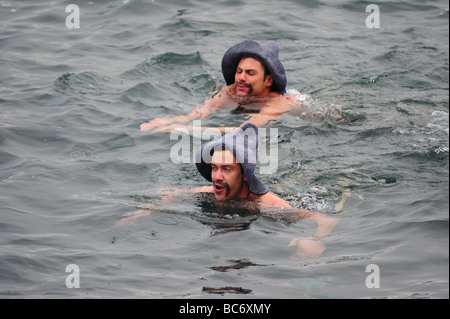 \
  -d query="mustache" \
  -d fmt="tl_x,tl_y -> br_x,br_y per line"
213,181 -> 231,196
236,81 -> 252,88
